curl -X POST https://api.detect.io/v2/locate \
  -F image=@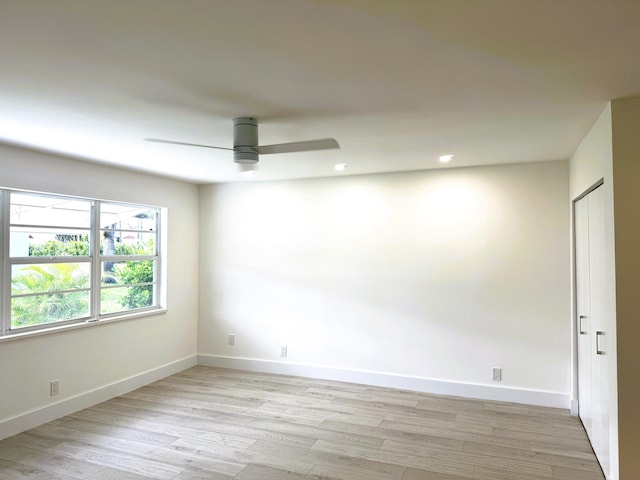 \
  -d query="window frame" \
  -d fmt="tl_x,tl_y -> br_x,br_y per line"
0,189 -> 164,338
97,201 -> 160,318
